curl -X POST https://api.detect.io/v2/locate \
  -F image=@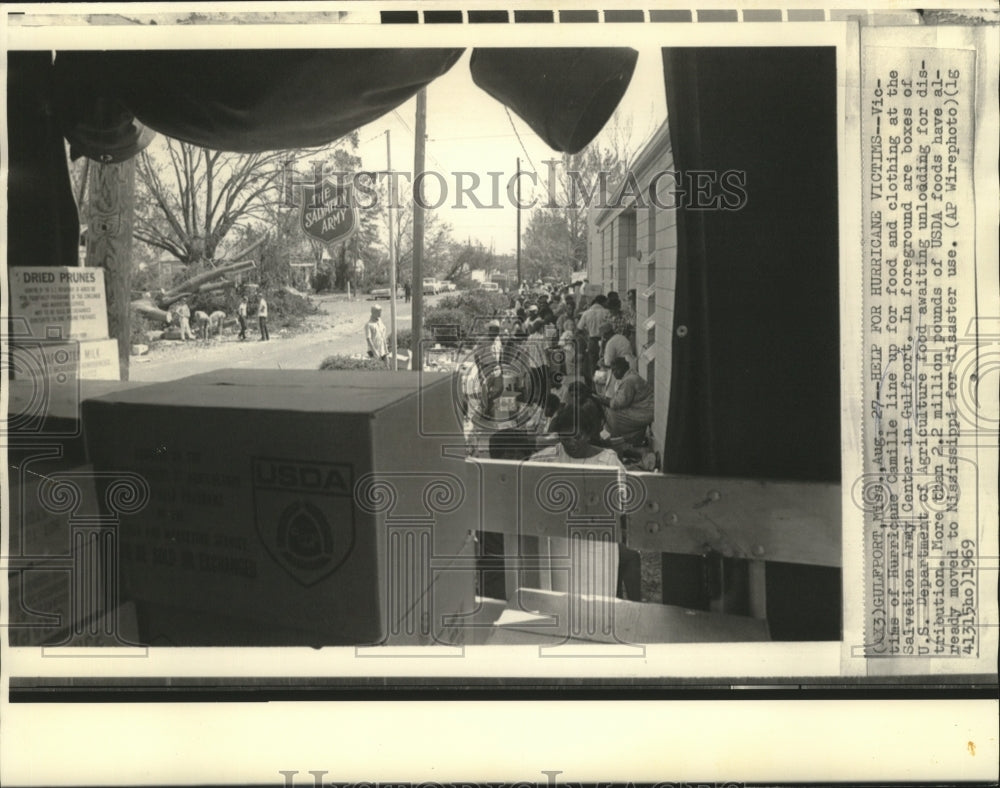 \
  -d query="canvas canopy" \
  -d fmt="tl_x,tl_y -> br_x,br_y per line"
7,47 -> 638,267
